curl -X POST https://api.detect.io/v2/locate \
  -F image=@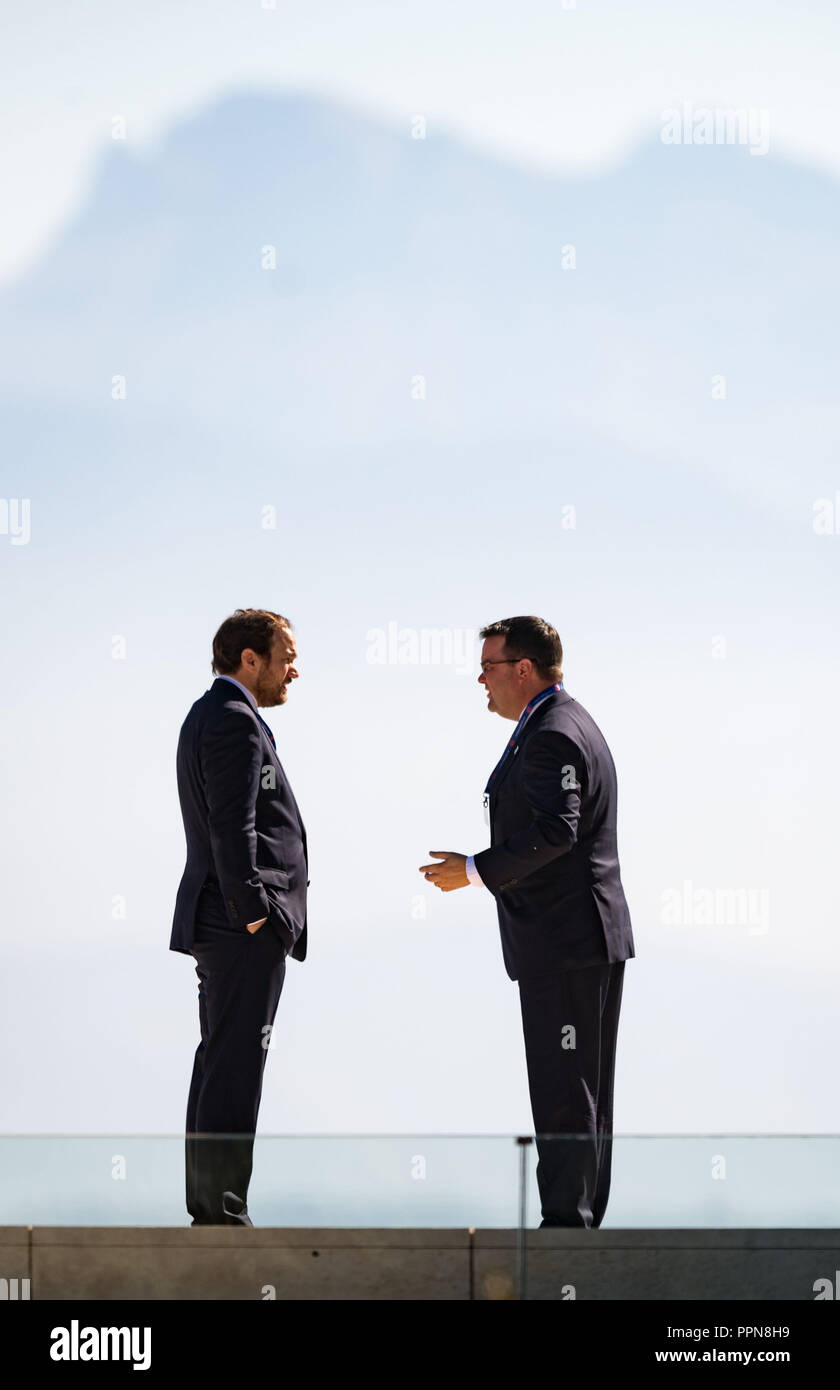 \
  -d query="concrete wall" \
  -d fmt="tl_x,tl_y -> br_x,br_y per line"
1,1227 -> 838,1300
